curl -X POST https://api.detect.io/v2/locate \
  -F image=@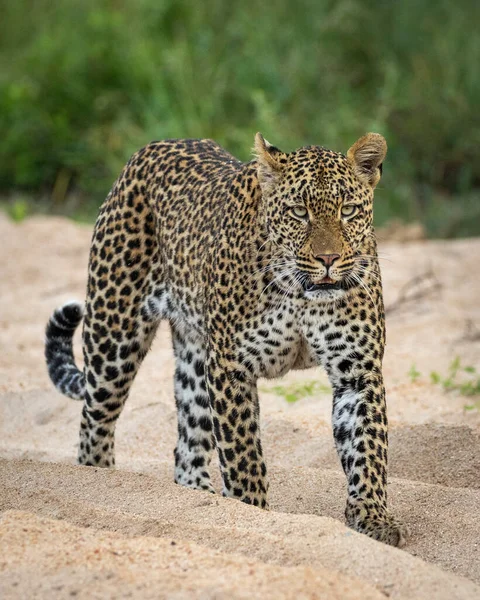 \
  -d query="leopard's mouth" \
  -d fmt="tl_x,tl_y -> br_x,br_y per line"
302,276 -> 341,293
